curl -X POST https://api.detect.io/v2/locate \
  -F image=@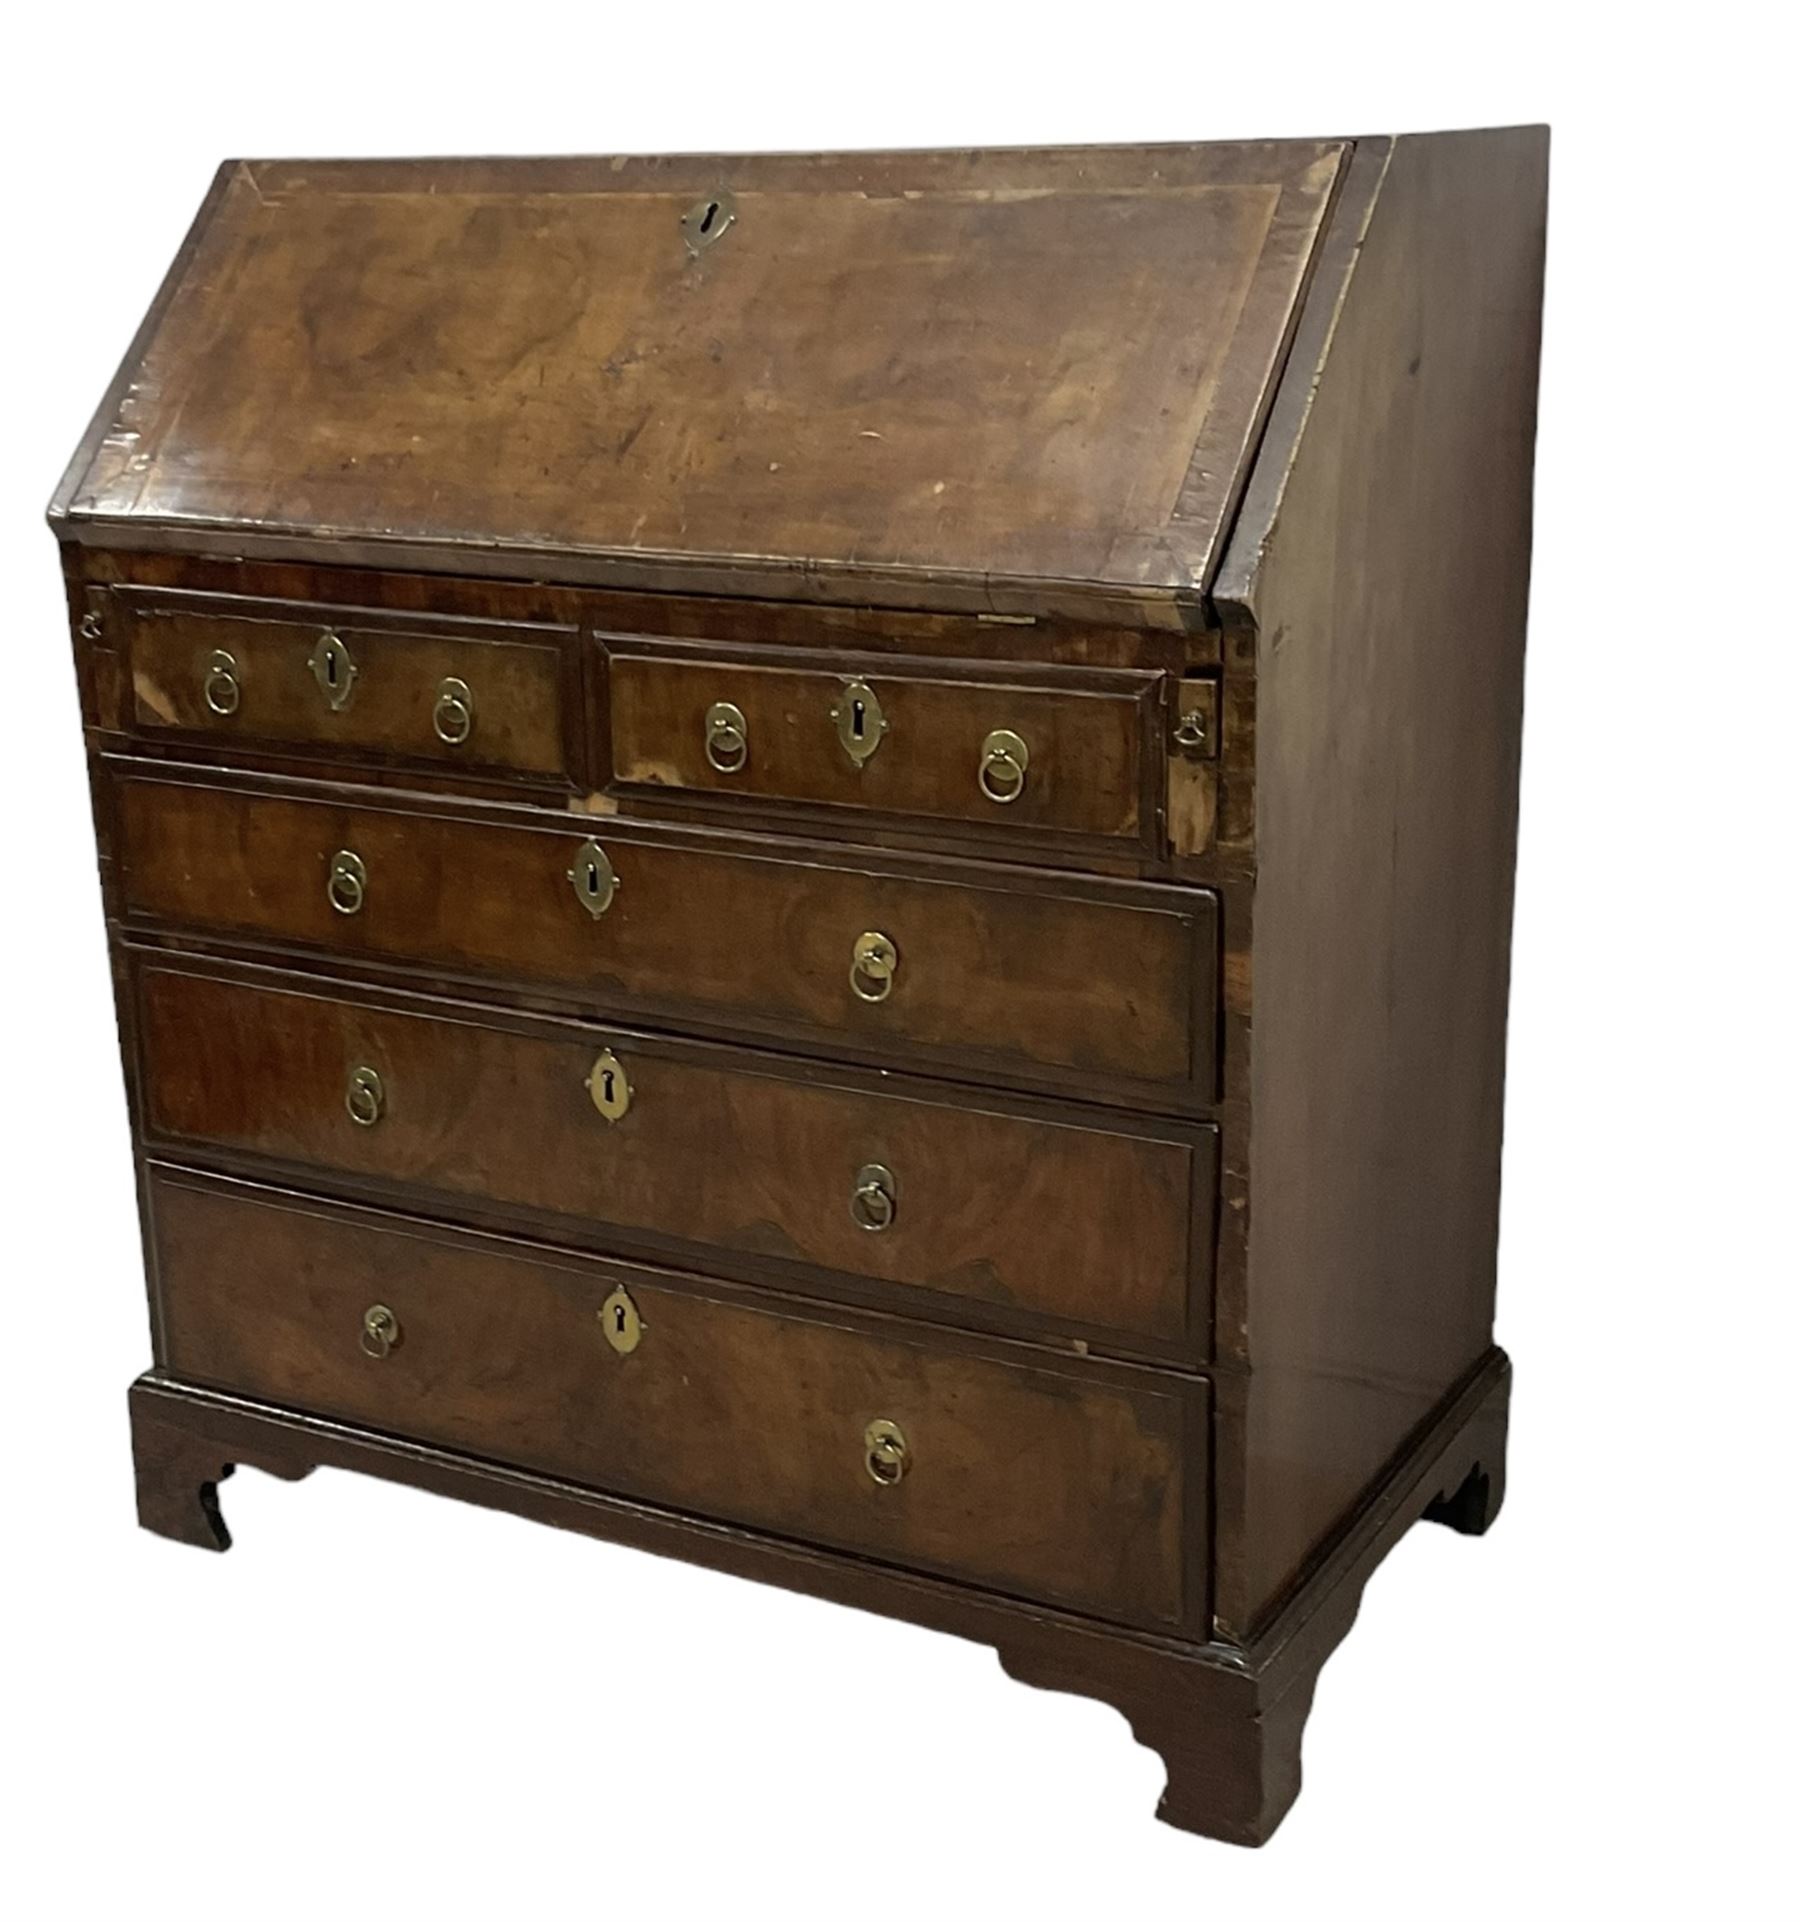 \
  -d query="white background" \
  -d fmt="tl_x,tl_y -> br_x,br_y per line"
3,5 -> 1794,1918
